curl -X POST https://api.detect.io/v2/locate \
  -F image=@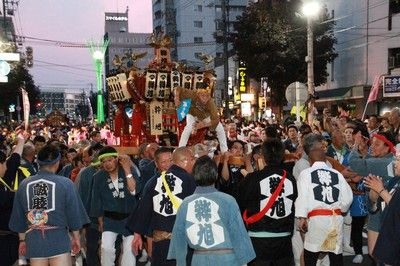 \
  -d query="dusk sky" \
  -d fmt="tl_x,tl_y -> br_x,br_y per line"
17,0 -> 152,90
